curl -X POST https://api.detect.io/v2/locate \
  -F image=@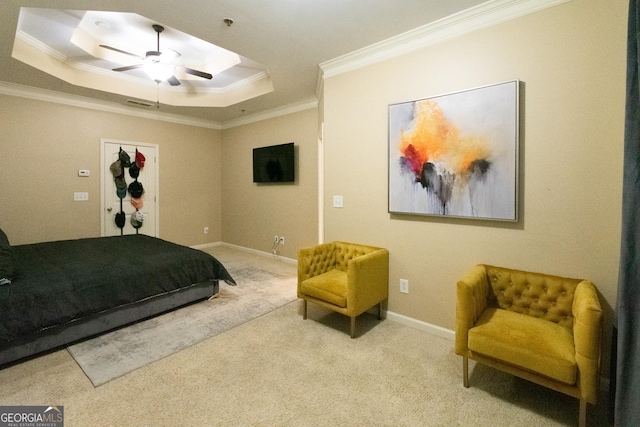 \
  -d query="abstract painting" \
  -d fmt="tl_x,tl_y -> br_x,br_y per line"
388,80 -> 519,221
